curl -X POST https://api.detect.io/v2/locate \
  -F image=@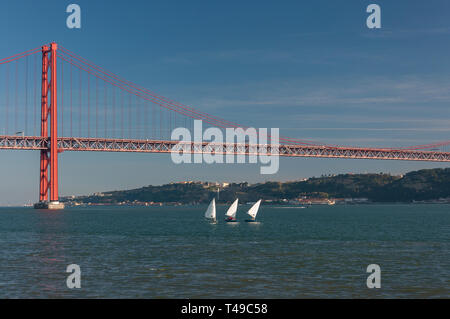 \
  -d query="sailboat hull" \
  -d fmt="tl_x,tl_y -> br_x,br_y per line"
225,218 -> 238,223
245,219 -> 257,223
